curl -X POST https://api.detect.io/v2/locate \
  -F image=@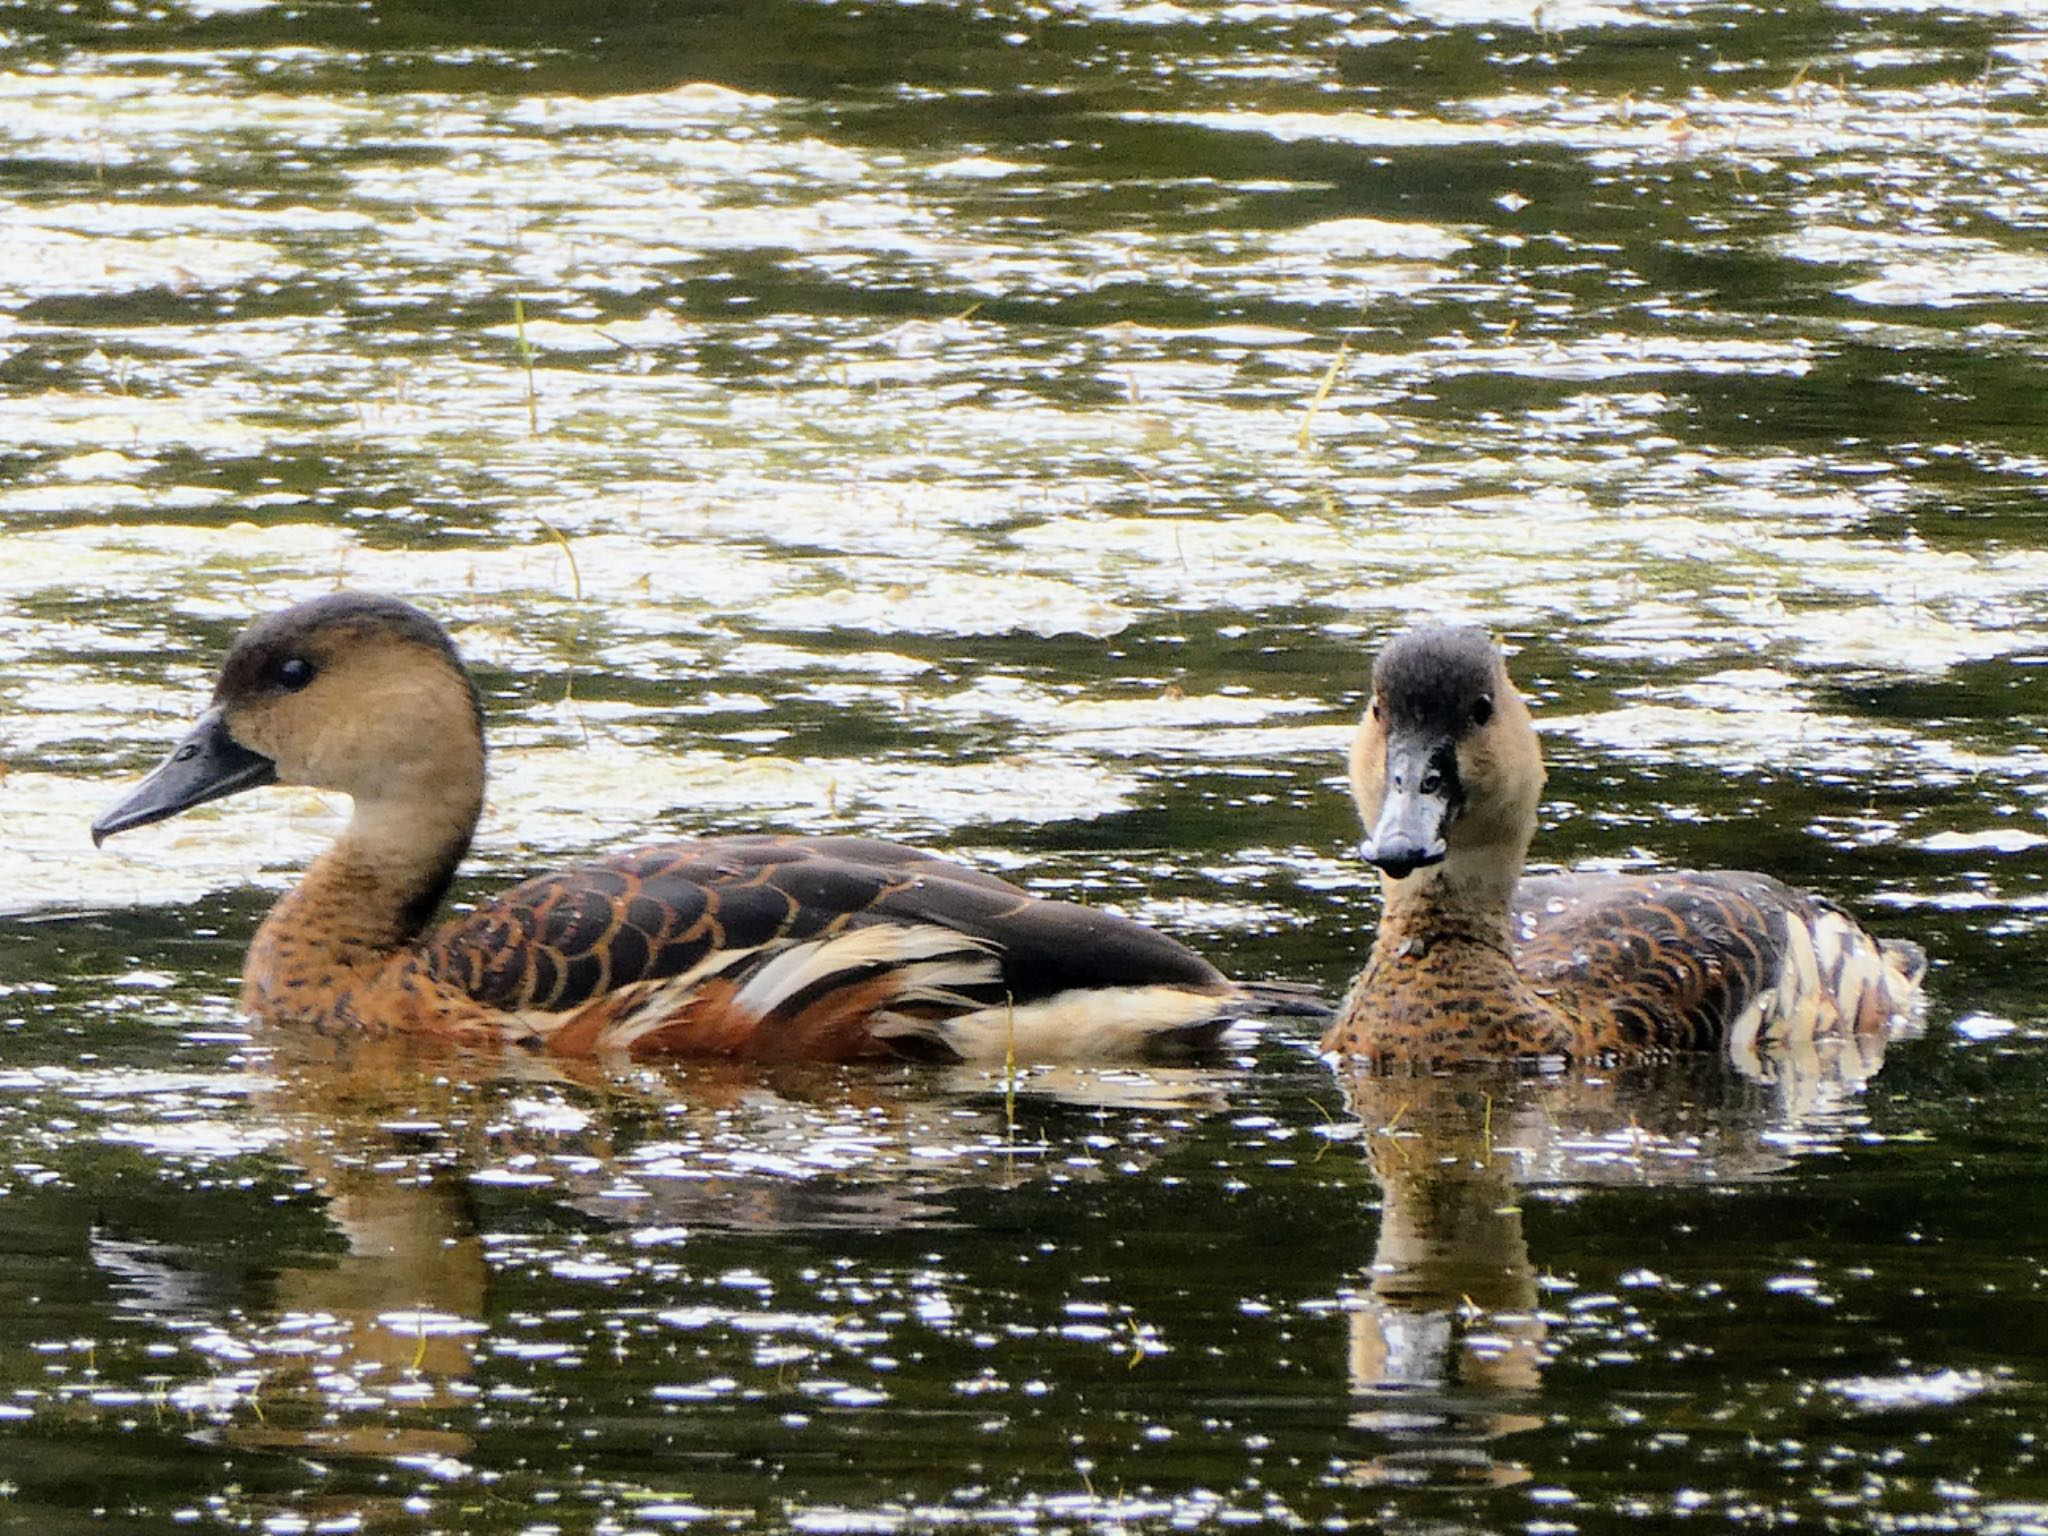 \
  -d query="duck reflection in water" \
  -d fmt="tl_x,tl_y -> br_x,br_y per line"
1332,1030 -> 1893,1490
87,1025 -> 1245,1482
88,1032 -> 490,1476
